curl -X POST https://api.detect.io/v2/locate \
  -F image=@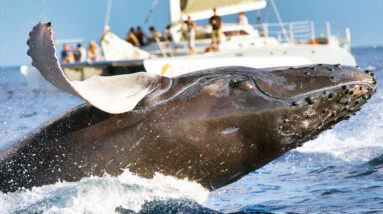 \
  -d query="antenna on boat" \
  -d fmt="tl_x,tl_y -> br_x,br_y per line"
104,0 -> 113,28
269,0 -> 288,41
144,0 -> 159,24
